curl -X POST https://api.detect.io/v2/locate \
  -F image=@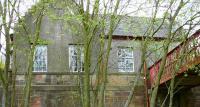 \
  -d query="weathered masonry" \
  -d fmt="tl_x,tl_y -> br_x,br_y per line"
3,3 -> 199,107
